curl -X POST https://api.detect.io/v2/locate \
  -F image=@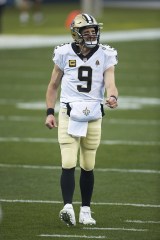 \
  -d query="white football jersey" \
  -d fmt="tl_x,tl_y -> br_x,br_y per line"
53,43 -> 118,104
